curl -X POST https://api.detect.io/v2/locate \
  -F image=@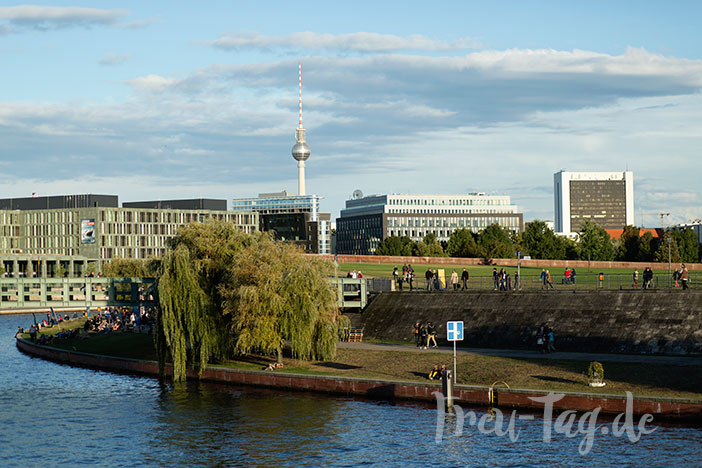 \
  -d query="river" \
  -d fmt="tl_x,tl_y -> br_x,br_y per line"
1,313 -> 701,467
